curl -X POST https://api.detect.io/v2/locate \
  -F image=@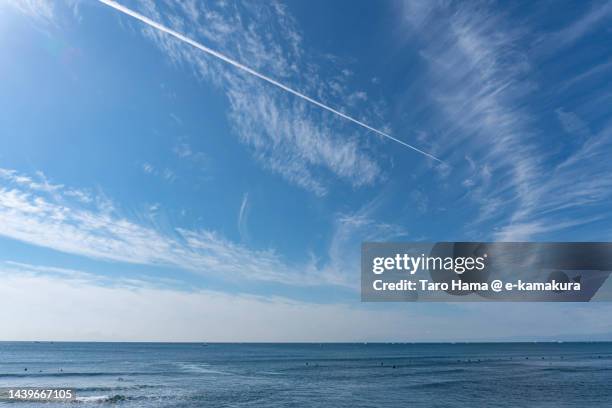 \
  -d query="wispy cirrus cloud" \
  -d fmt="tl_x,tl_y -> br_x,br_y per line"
0,168 -> 297,284
237,192 -> 250,241
99,0 -> 441,163
556,108 -> 590,140
319,196 -> 410,287
402,1 -> 612,240
1,0 -> 55,22
9,0 -> 390,195
540,1 -> 612,52
0,167 -> 387,287
113,0 -> 390,196
403,1 -> 542,234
